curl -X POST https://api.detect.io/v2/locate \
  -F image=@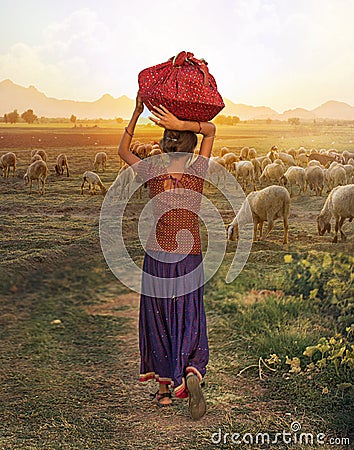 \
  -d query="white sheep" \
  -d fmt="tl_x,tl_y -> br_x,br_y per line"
287,148 -> 297,158
259,162 -> 286,186
342,150 -> 354,164
240,147 -> 249,160
317,184 -> 354,243
220,147 -> 230,157
93,152 -> 108,172
234,160 -> 255,191
343,164 -> 354,184
115,165 -> 137,199
307,160 -> 323,168
261,156 -> 272,172
208,157 -> 226,187
327,164 -> 347,191
81,171 -> 107,195
55,153 -> 70,177
284,166 -> 306,197
24,160 -> 48,194
305,166 -> 324,196
222,152 -> 238,172
251,157 -> 262,181
248,147 -> 257,160
31,149 -> 47,162
296,153 -> 308,167
347,158 -> 354,167
227,185 -> 290,244
30,154 -> 42,163
0,152 -> 16,177
277,151 -> 296,167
